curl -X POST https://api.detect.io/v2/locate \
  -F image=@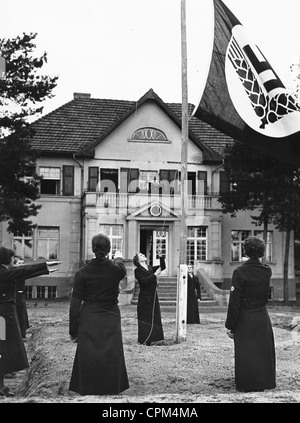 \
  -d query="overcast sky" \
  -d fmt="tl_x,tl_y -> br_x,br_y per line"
1,0 -> 300,117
